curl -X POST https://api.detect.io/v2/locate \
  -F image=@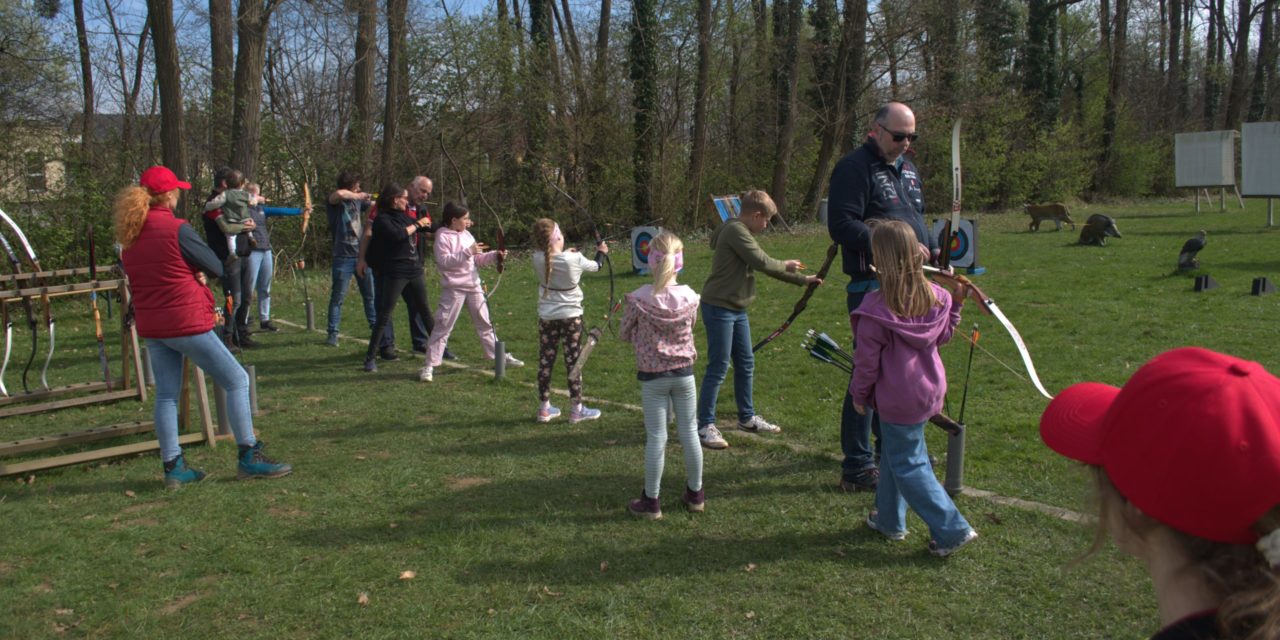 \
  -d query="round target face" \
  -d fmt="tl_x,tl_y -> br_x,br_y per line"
948,228 -> 970,261
634,231 -> 654,264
